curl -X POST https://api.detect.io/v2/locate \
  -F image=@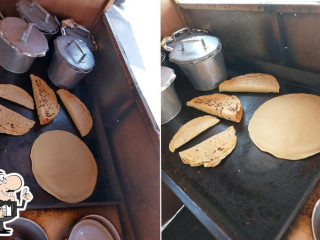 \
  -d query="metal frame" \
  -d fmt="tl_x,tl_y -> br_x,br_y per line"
177,1 -> 320,13
162,171 -> 234,240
